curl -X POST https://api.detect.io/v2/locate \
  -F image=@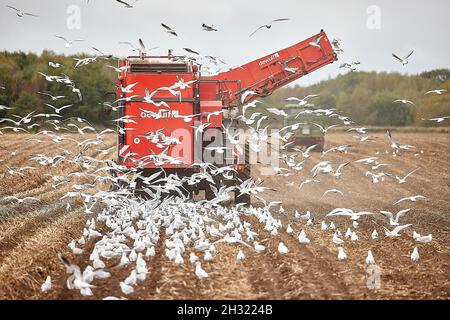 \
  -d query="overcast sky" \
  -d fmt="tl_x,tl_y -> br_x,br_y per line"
1,0 -> 449,85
